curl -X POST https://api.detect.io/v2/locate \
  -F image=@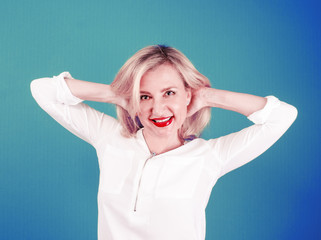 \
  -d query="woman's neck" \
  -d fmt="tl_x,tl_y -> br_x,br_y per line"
142,130 -> 183,155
